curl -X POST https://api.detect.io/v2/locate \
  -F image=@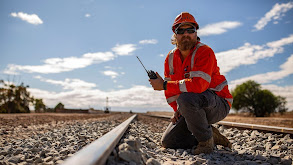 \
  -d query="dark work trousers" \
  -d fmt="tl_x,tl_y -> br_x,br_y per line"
161,90 -> 230,149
